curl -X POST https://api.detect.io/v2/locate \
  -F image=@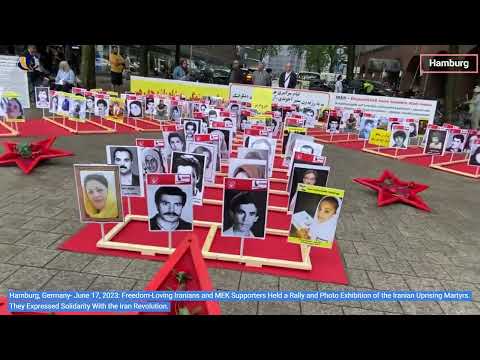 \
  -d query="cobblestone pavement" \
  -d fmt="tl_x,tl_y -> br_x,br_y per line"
0,123 -> 479,315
